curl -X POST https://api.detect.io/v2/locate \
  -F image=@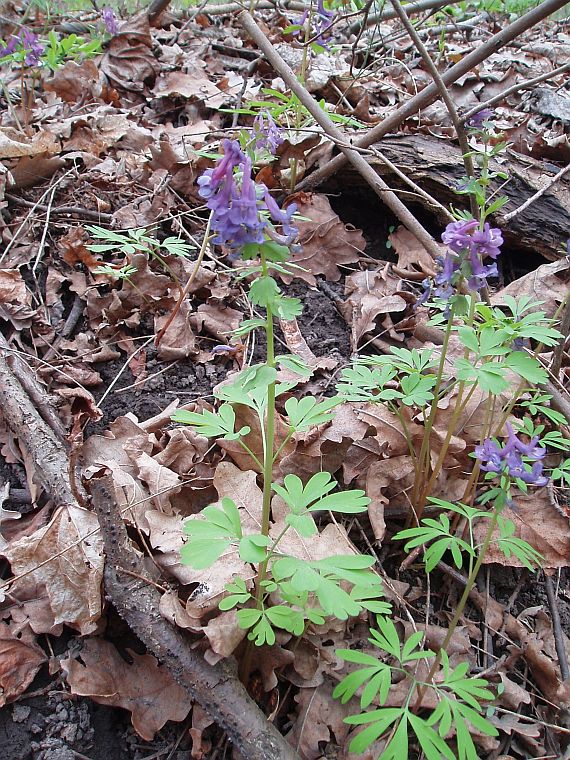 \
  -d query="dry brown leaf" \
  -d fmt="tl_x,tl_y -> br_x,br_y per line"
287,682 -> 352,760
154,300 -> 197,360
133,451 -> 181,512
474,489 -> 570,569
279,317 -> 337,373
100,13 -> 157,93
61,638 -> 192,740
340,267 -> 407,349
0,622 -> 46,705
389,225 -> 438,277
492,259 -> 570,318
2,505 -> 104,634
285,193 -> 365,285
191,302 -> 243,340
